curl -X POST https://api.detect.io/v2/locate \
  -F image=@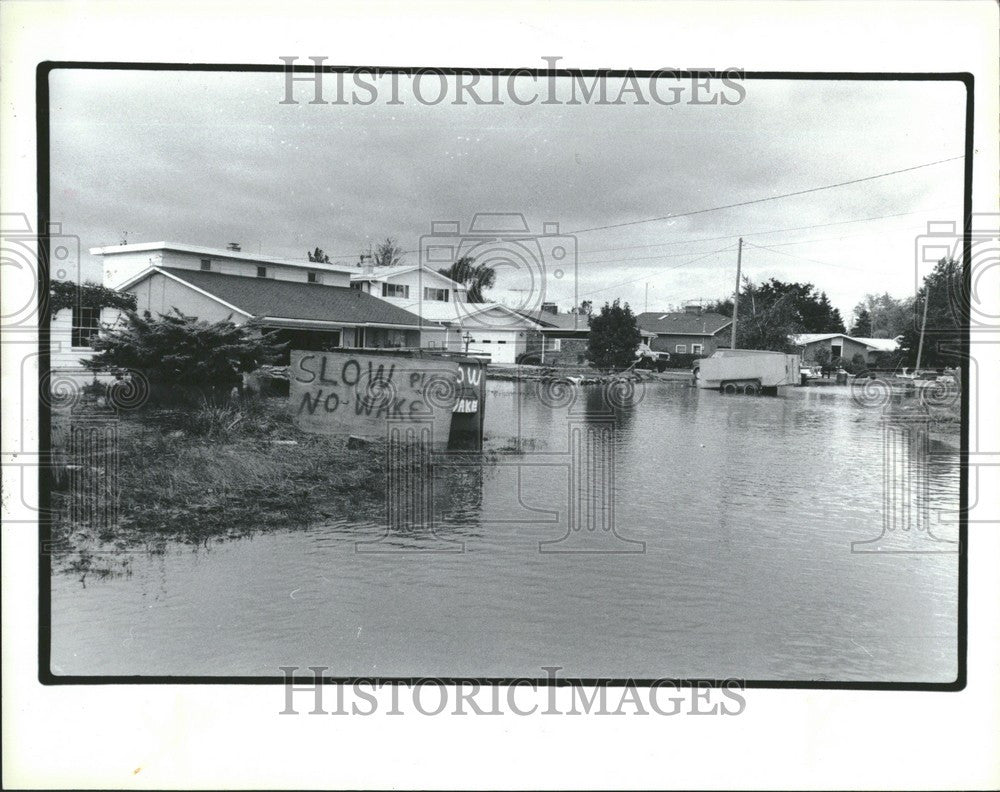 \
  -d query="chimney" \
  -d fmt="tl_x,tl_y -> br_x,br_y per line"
226,242 -> 241,252
541,301 -> 558,315
684,304 -> 702,315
